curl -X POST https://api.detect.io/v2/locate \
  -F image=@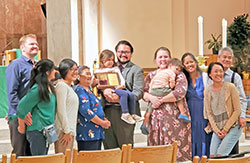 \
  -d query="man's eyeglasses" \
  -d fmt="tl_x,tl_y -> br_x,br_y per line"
117,51 -> 131,55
